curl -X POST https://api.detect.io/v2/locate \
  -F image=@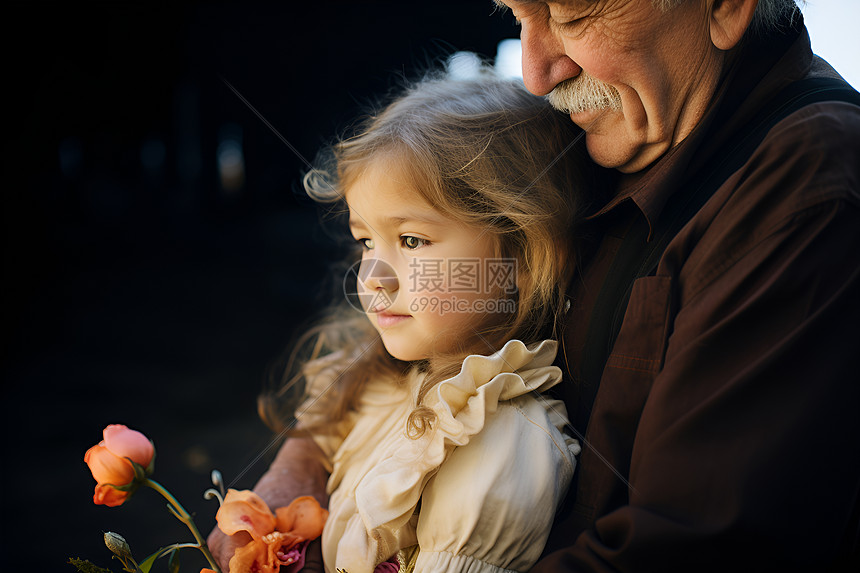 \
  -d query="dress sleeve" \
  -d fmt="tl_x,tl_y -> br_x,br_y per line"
415,395 -> 580,572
